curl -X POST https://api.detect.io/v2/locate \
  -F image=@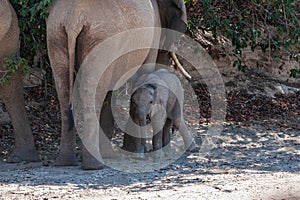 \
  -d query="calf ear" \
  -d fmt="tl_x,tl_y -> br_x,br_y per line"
147,83 -> 159,105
